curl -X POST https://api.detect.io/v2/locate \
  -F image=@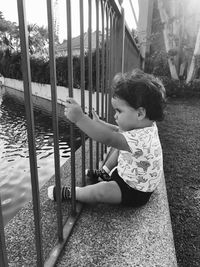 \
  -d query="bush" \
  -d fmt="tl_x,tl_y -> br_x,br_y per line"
145,50 -> 171,77
0,48 -> 106,91
189,79 -> 200,92
159,76 -> 180,96
159,76 -> 200,98
30,57 -> 50,84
